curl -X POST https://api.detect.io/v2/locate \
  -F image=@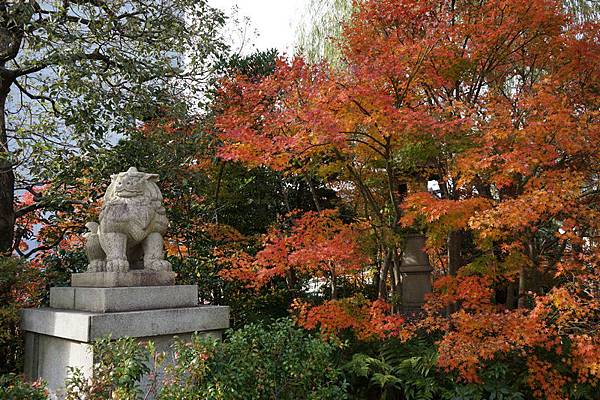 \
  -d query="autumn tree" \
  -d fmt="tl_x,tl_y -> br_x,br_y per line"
296,0 -> 600,64
0,0 -> 228,253
217,0 -> 599,394
219,0 -> 598,295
